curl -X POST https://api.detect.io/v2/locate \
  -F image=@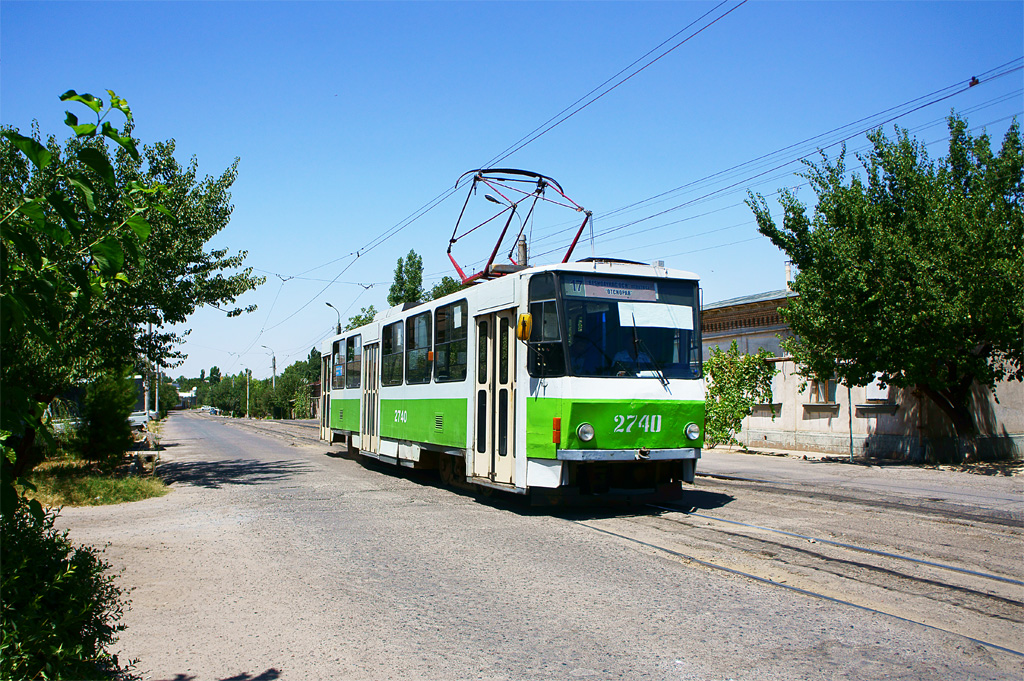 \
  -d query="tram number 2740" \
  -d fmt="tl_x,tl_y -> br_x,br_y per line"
394,410 -> 408,423
612,414 -> 662,433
